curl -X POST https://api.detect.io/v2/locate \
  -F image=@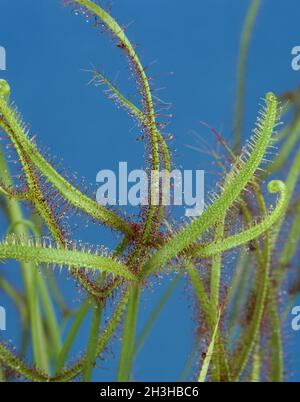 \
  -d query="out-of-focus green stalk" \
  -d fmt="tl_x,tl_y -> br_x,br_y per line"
83,303 -> 102,382
55,300 -> 91,374
234,0 -> 261,151
118,284 -> 140,381
0,151 -> 49,373
134,274 -> 181,357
